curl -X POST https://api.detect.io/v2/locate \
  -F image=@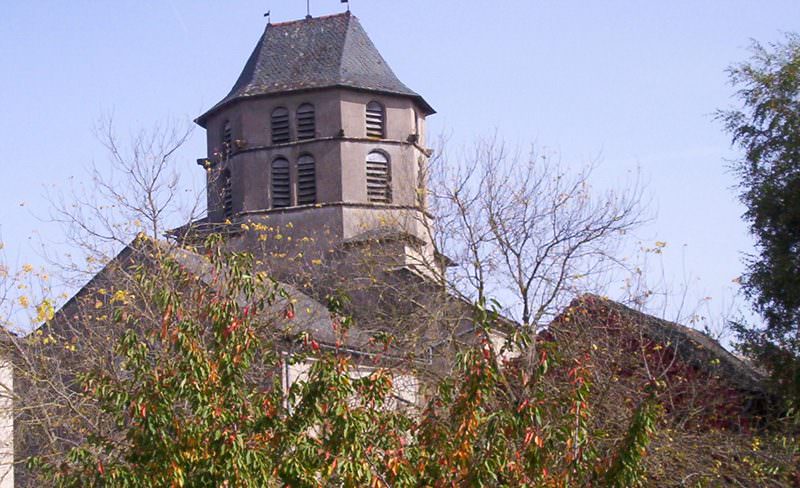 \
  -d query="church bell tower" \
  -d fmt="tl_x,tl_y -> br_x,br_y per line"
195,12 -> 436,267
